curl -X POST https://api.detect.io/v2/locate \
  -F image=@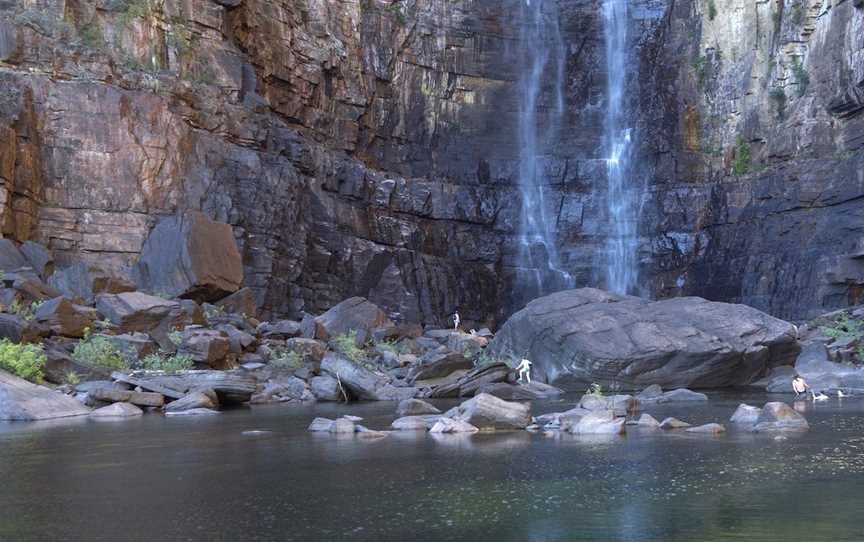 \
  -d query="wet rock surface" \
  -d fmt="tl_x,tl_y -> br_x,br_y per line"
489,289 -> 800,390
